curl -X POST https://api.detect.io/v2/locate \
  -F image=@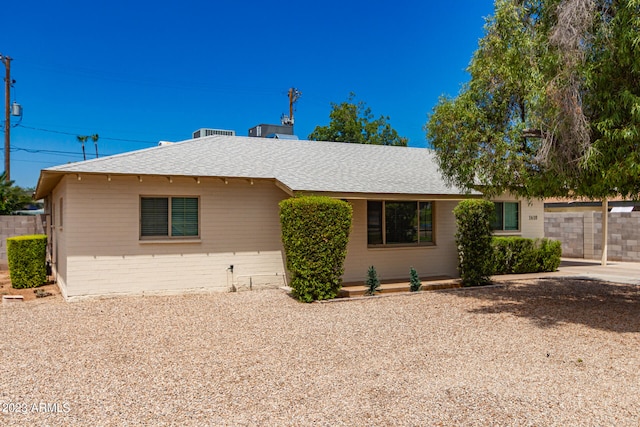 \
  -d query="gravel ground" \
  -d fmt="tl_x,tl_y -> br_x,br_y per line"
2,278 -> 639,426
